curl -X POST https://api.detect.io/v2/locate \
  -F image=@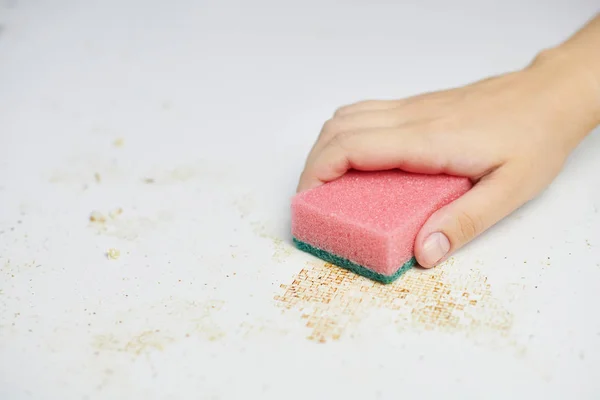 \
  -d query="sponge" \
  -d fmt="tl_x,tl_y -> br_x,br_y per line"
291,170 -> 472,283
